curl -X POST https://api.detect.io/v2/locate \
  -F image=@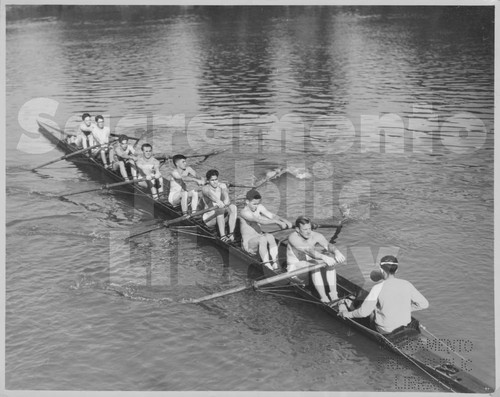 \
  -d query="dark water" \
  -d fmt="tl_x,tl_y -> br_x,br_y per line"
5,6 -> 494,391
